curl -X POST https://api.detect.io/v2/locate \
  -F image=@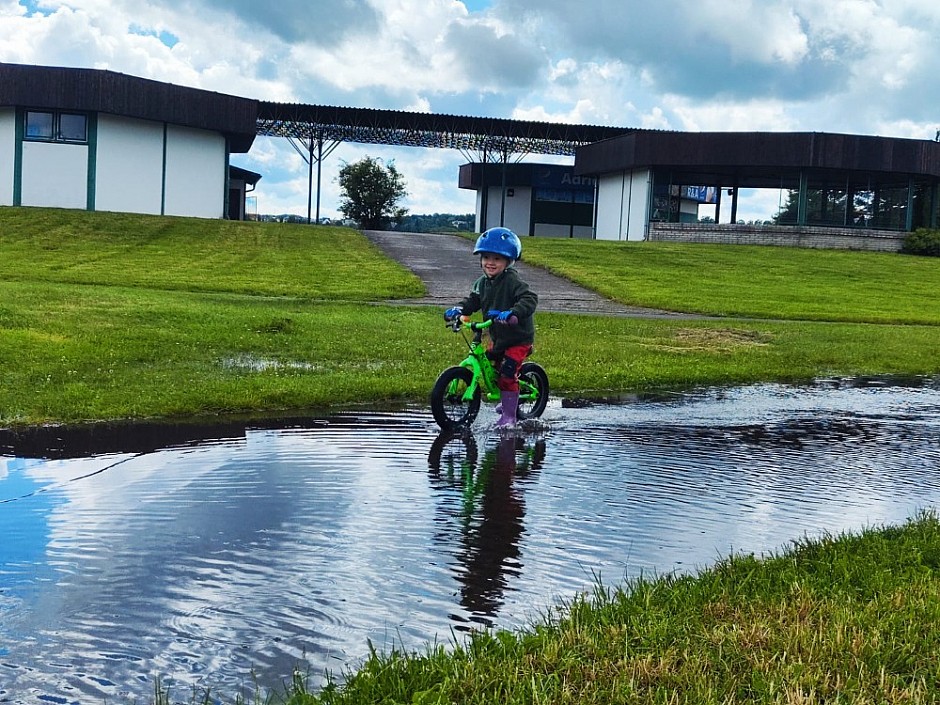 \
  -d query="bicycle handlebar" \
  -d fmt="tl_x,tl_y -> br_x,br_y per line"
447,314 -> 524,332
446,315 -> 493,333
467,316 -> 494,330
